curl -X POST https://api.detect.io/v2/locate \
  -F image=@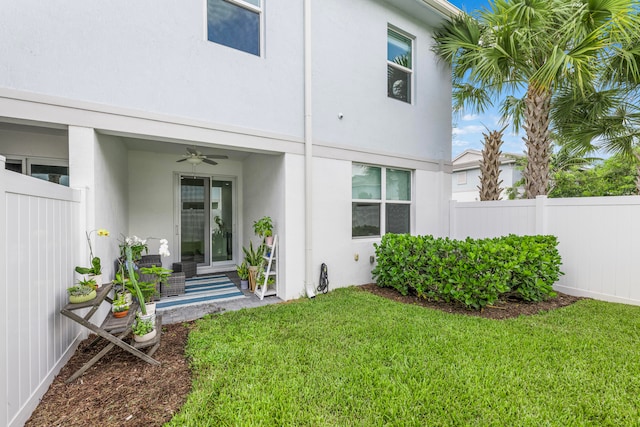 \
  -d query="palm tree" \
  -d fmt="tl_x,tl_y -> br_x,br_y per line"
552,82 -> 640,193
478,126 -> 507,201
433,0 -> 640,198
